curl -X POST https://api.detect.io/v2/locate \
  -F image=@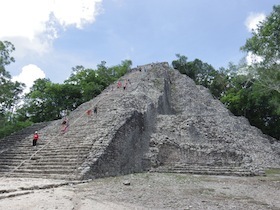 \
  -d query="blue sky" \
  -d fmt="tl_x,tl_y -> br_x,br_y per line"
1,0 -> 279,92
